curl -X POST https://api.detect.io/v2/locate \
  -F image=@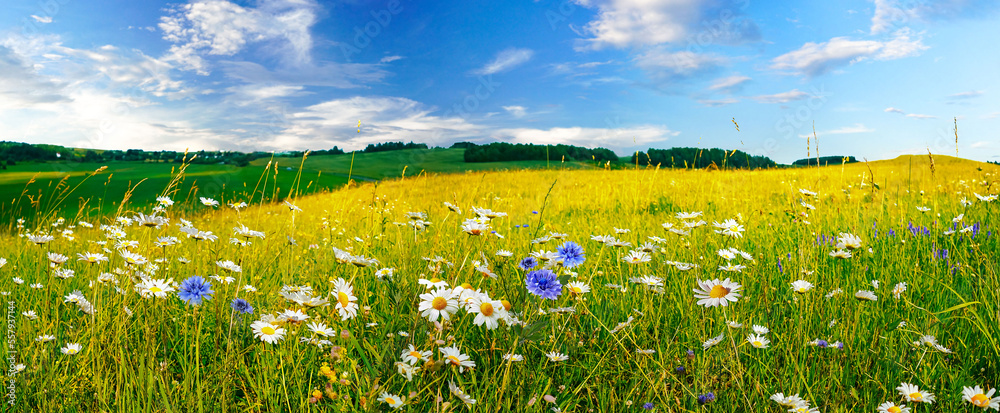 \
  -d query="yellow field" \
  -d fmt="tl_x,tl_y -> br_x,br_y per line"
1,155 -> 997,412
